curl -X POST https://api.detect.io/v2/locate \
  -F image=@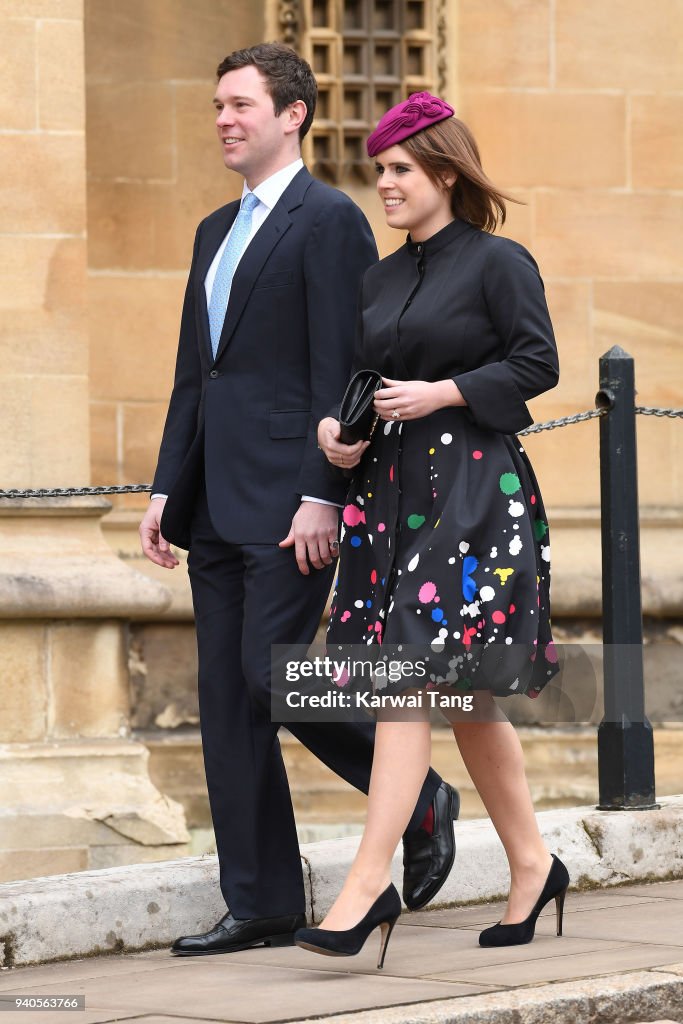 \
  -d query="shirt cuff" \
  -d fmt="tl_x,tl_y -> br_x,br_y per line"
151,493 -> 168,501
301,495 -> 343,508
